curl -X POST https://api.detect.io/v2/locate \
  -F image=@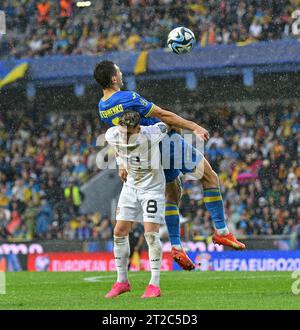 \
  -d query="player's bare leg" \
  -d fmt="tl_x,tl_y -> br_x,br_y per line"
191,158 -> 246,250
105,221 -> 132,298
141,222 -> 162,298
165,178 -> 195,271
